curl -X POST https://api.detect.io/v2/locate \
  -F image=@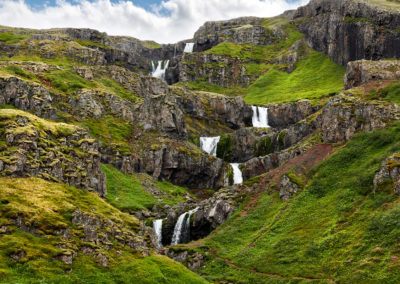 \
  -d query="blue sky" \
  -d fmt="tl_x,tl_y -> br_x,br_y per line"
1,0 -> 308,43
